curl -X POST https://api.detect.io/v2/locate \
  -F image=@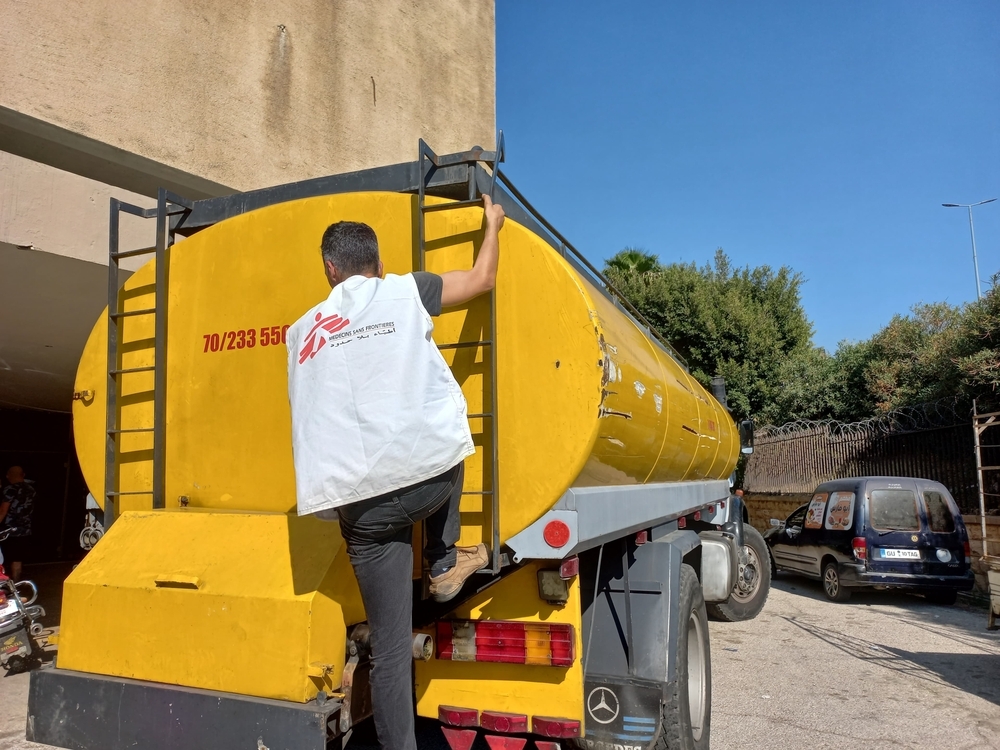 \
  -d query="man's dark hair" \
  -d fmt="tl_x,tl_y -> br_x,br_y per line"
320,222 -> 380,276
